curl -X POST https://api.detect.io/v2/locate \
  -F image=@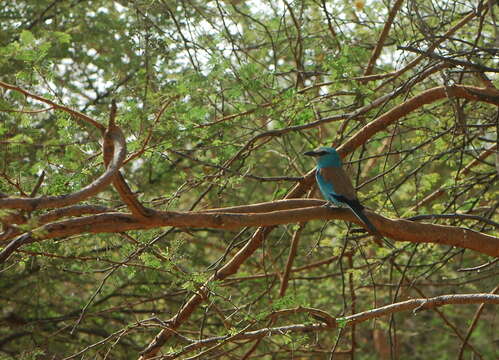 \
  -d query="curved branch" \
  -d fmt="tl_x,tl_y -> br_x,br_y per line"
161,294 -> 499,359
284,86 -> 499,204
0,80 -> 105,132
1,201 -> 497,264
0,127 -> 126,211
339,85 -> 499,155
103,103 -> 151,218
